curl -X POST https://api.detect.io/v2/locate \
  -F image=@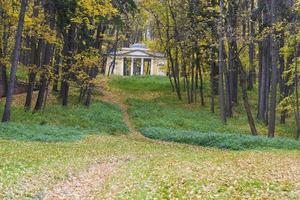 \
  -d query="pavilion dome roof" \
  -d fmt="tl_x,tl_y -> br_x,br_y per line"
108,43 -> 164,58
130,43 -> 147,49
